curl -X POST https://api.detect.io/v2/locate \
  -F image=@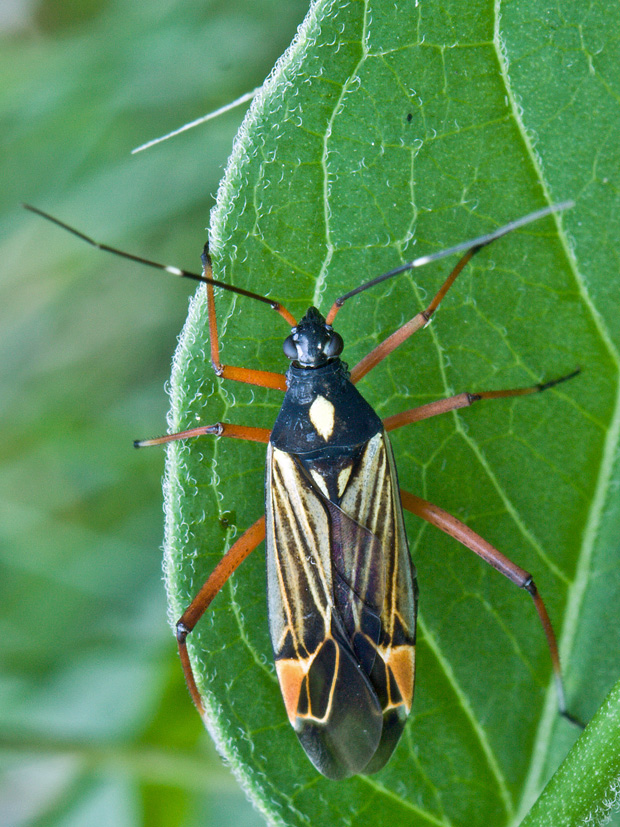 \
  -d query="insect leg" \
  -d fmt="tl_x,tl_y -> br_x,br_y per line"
400,489 -> 582,727
177,516 -> 266,714
349,247 -> 478,383
204,260 -> 288,390
24,205 -> 293,393
383,369 -> 580,432
134,422 -> 271,447
346,205 -> 573,384
328,204 -> 571,384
